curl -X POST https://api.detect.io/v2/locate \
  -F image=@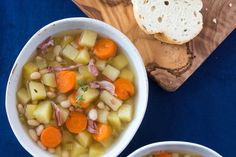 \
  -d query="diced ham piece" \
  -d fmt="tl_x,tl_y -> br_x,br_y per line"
90,80 -> 116,96
88,59 -> 98,76
48,64 -> 81,72
87,119 -> 97,134
51,101 -> 62,126
38,37 -> 54,54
